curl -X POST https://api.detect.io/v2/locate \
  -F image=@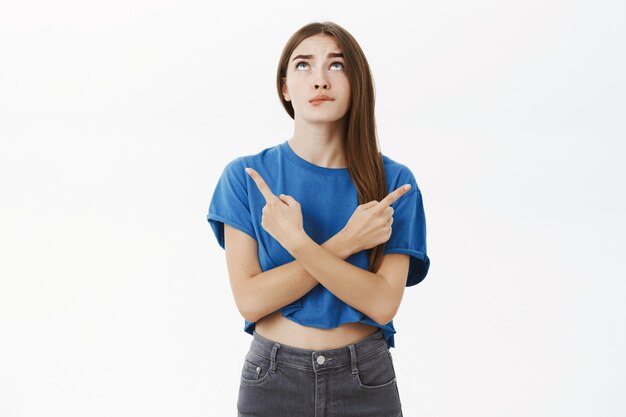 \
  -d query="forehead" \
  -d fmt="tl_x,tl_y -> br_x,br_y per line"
290,34 -> 342,58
